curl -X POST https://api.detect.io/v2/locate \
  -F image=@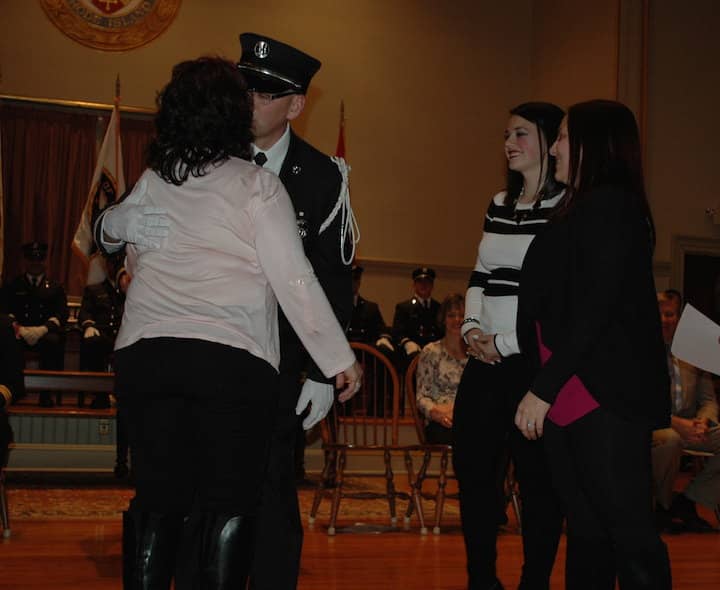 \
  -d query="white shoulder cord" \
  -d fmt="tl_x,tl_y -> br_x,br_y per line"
319,156 -> 360,265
